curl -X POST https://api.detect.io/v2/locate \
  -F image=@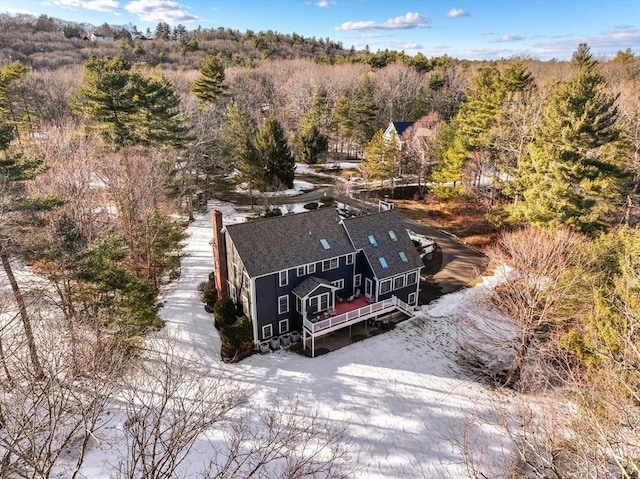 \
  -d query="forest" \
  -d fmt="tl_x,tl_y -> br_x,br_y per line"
1,12 -> 640,478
